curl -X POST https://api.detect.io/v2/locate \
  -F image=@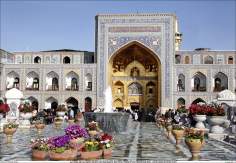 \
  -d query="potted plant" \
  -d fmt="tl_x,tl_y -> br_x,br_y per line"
185,128 -> 205,160
165,119 -> 172,138
48,135 -> 77,160
54,117 -> 63,129
65,124 -> 89,150
31,138 -> 49,160
18,101 -> 34,127
0,100 -> 10,131
189,104 -> 207,129
68,117 -> 74,125
206,103 -> 226,134
80,140 -> 103,160
100,133 -> 114,158
75,112 -> 83,124
87,121 -> 100,137
34,118 -> 45,134
3,122 -> 18,143
56,104 -> 67,117
176,105 -> 188,116
0,99 -> 10,117
172,124 -> 185,153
